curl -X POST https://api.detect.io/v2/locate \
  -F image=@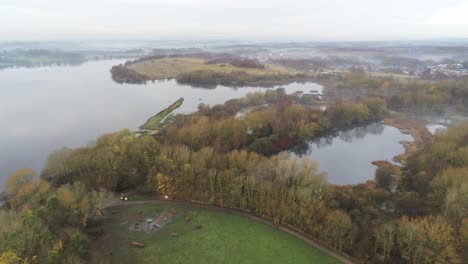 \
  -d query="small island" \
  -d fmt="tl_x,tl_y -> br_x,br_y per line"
111,55 -> 311,87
